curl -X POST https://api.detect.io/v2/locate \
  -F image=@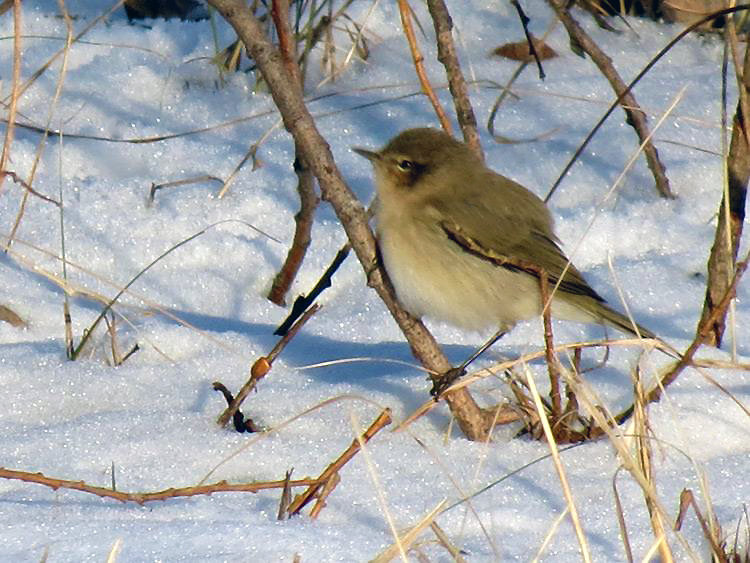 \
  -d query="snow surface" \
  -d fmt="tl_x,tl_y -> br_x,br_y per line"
1,1 -> 748,561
